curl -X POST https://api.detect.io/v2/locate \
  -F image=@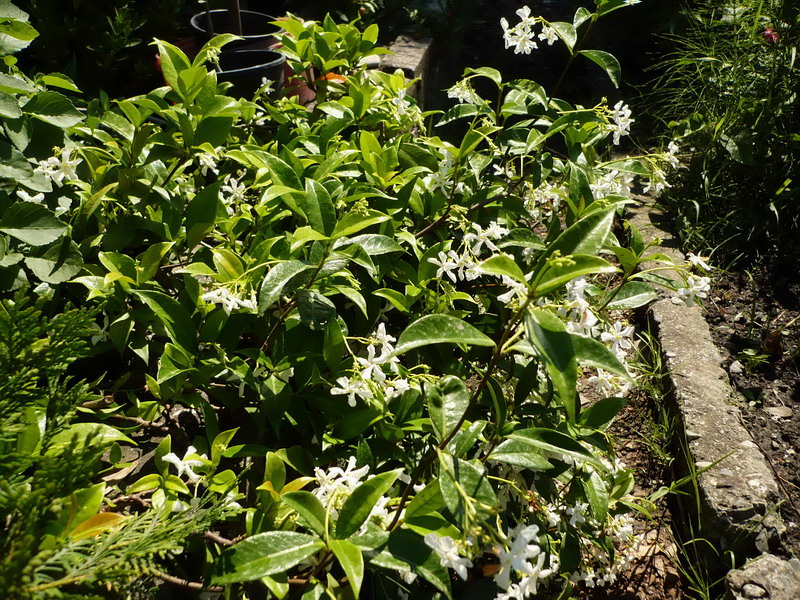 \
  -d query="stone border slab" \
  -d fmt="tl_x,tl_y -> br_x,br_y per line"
724,554 -> 800,600
626,198 -> 787,582
380,35 -> 433,108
